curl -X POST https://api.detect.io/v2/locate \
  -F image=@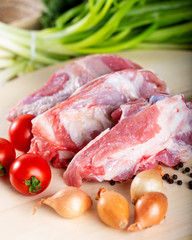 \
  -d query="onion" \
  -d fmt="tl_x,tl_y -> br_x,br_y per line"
130,166 -> 163,204
33,187 -> 92,218
128,192 -> 168,231
96,187 -> 130,229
